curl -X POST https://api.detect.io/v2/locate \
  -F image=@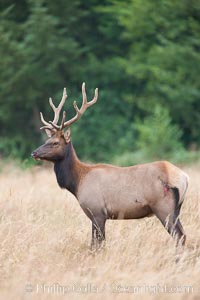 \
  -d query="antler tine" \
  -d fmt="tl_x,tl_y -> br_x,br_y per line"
40,112 -> 51,128
81,82 -> 98,108
61,111 -> 66,128
39,88 -> 67,134
88,87 -> 98,106
49,110 -> 67,130
81,82 -> 87,107
50,87 -> 67,125
61,82 -> 98,129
